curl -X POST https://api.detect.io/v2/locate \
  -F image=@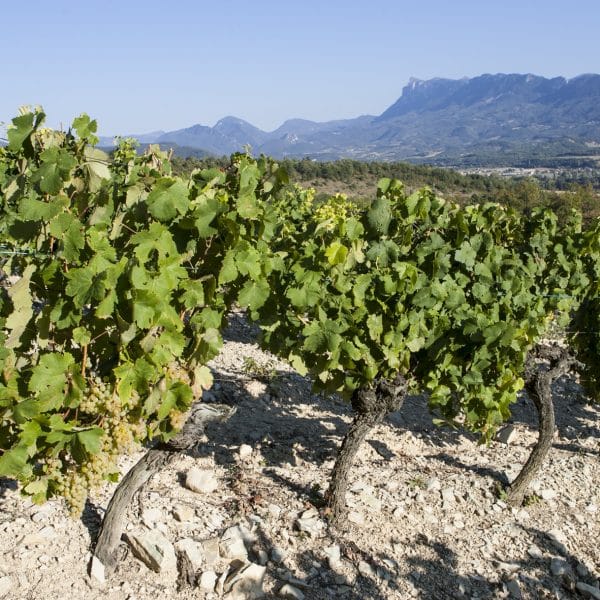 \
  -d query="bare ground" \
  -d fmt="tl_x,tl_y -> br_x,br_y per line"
0,313 -> 598,600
